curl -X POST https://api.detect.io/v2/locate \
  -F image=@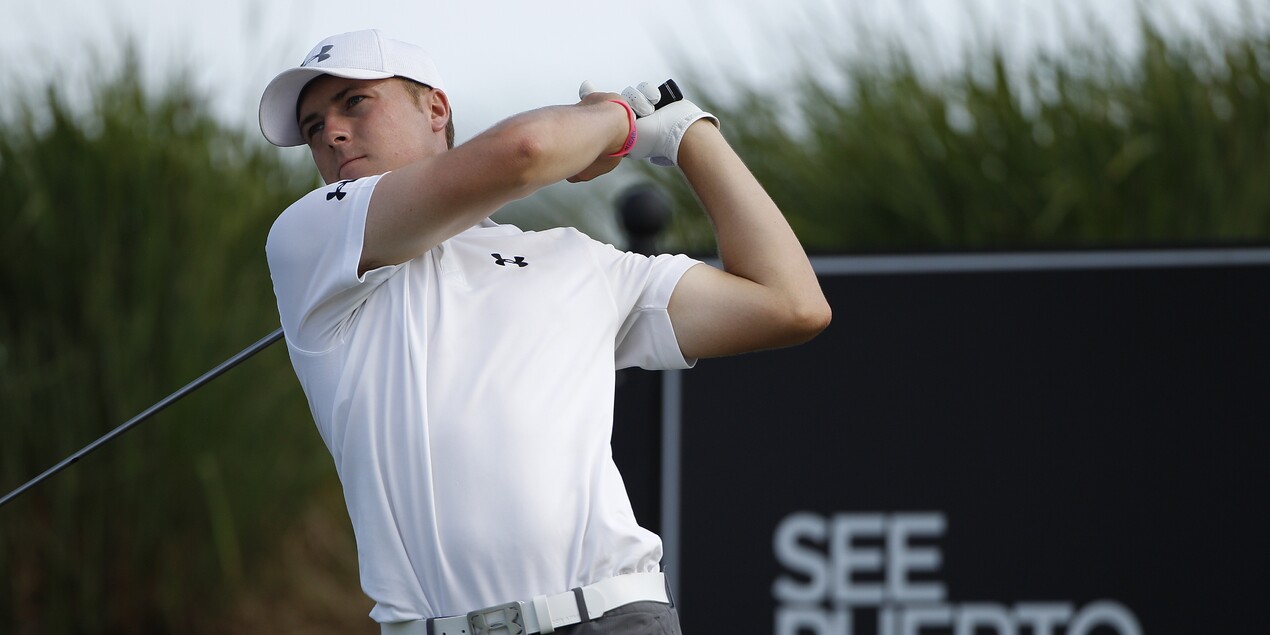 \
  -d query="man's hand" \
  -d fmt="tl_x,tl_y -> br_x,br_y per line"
566,78 -> 718,180
621,82 -> 719,167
